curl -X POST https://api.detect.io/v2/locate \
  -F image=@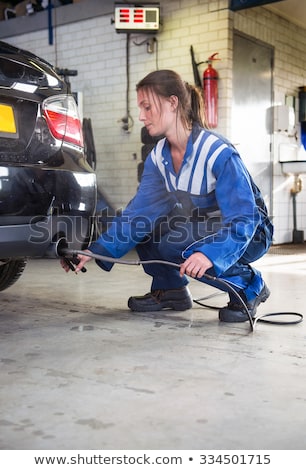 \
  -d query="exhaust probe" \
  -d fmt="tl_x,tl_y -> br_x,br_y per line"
59,244 -> 303,333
